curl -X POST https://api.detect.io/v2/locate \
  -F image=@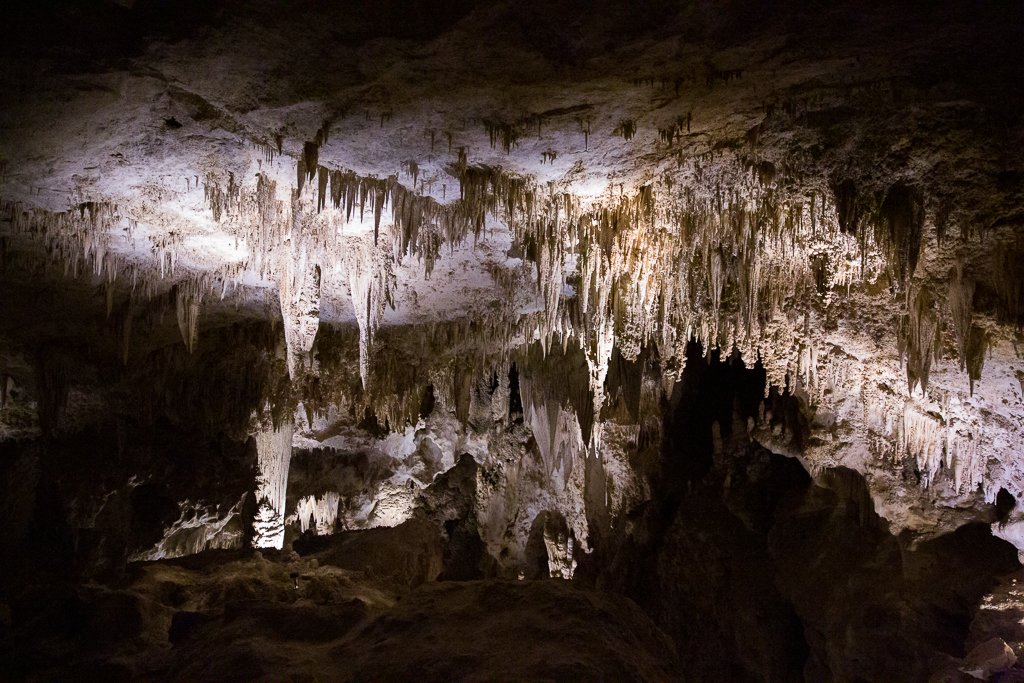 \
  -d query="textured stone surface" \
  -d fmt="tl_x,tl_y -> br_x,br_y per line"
1,1 -> 1023,680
